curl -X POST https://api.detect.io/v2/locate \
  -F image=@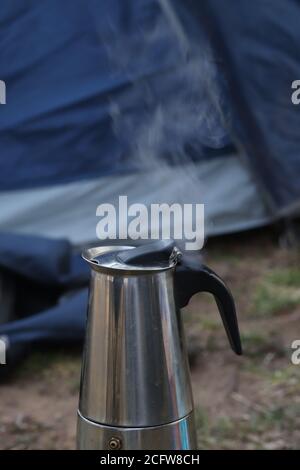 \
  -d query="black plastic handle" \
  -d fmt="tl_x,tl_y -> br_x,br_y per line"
175,255 -> 242,355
